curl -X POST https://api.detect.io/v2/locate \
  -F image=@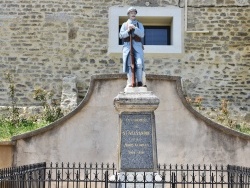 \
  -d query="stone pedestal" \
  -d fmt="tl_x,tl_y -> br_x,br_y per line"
114,87 -> 160,172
